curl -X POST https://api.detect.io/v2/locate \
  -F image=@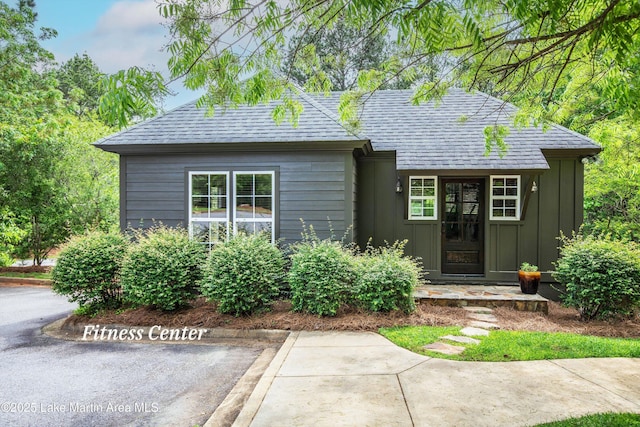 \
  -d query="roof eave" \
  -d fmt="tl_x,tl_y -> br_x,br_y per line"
94,139 -> 371,155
